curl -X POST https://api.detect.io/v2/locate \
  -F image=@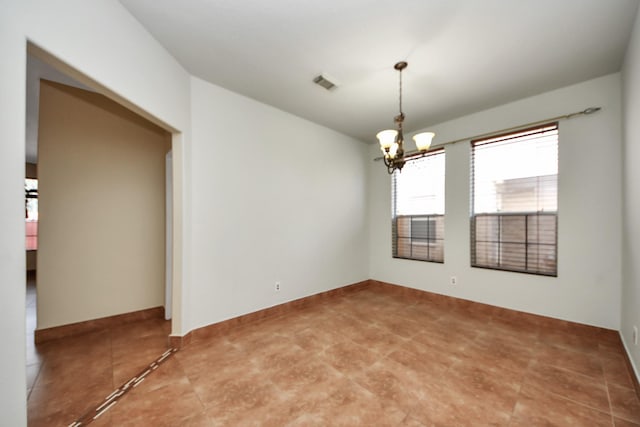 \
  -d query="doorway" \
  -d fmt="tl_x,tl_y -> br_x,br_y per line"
36,78 -> 171,331
25,47 -> 180,330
